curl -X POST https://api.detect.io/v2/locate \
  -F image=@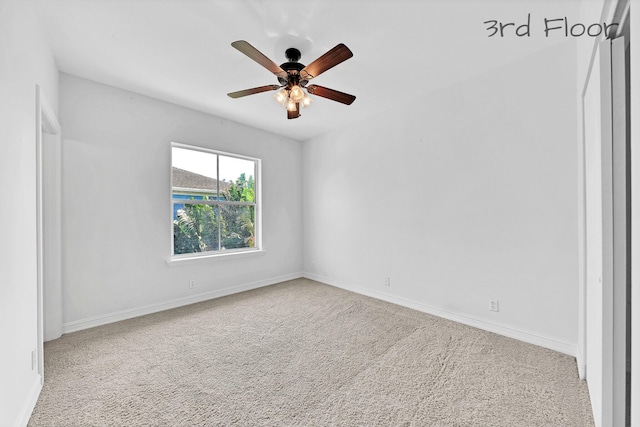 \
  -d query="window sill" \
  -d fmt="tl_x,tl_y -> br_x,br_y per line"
166,249 -> 267,267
